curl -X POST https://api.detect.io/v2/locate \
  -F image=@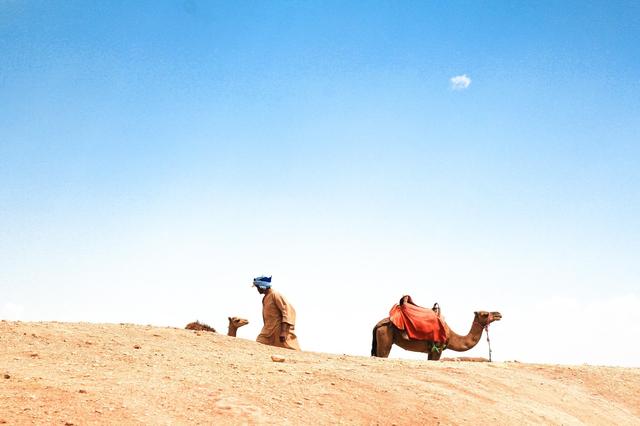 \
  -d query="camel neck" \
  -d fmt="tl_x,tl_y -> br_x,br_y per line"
227,327 -> 237,337
445,318 -> 485,352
